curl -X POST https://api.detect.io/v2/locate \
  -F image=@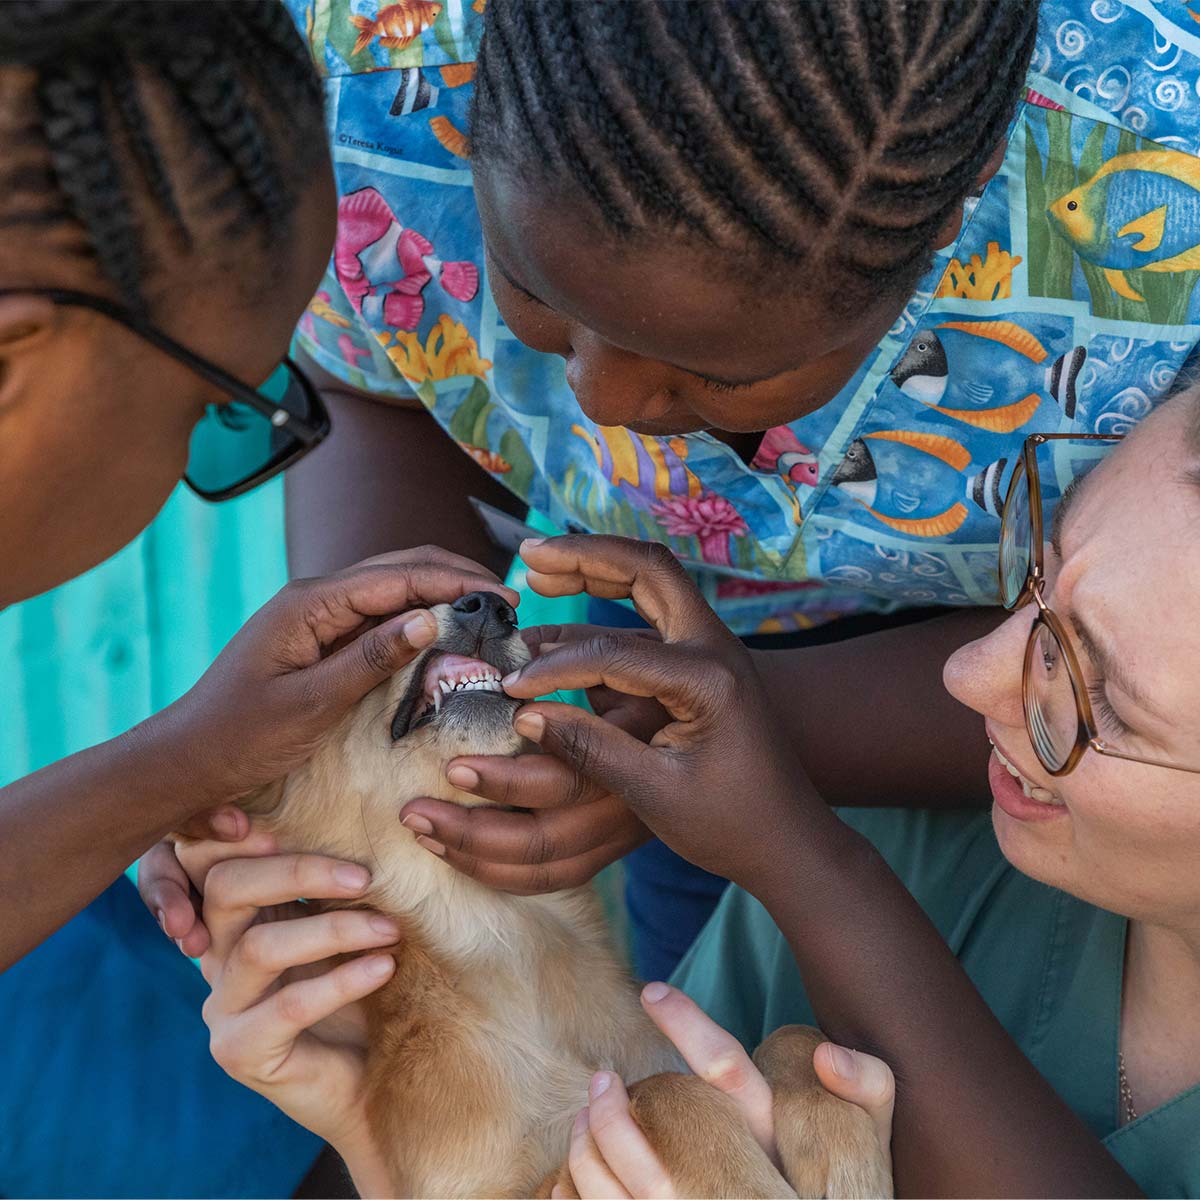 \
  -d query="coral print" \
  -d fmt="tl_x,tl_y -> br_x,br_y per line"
652,494 -> 748,567
349,1 -> 442,56
458,443 -> 510,473
1048,149 -> 1200,302
335,188 -> 478,332
376,316 -> 491,385
935,242 -> 1023,301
